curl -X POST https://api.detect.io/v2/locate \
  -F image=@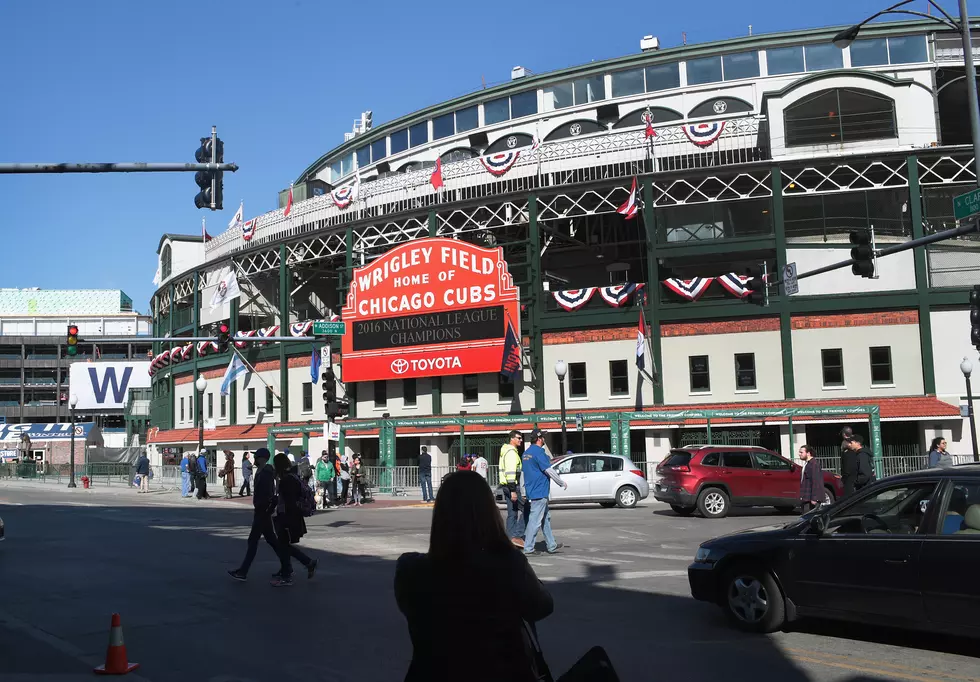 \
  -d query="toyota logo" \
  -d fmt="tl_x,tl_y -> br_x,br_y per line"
391,359 -> 409,375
